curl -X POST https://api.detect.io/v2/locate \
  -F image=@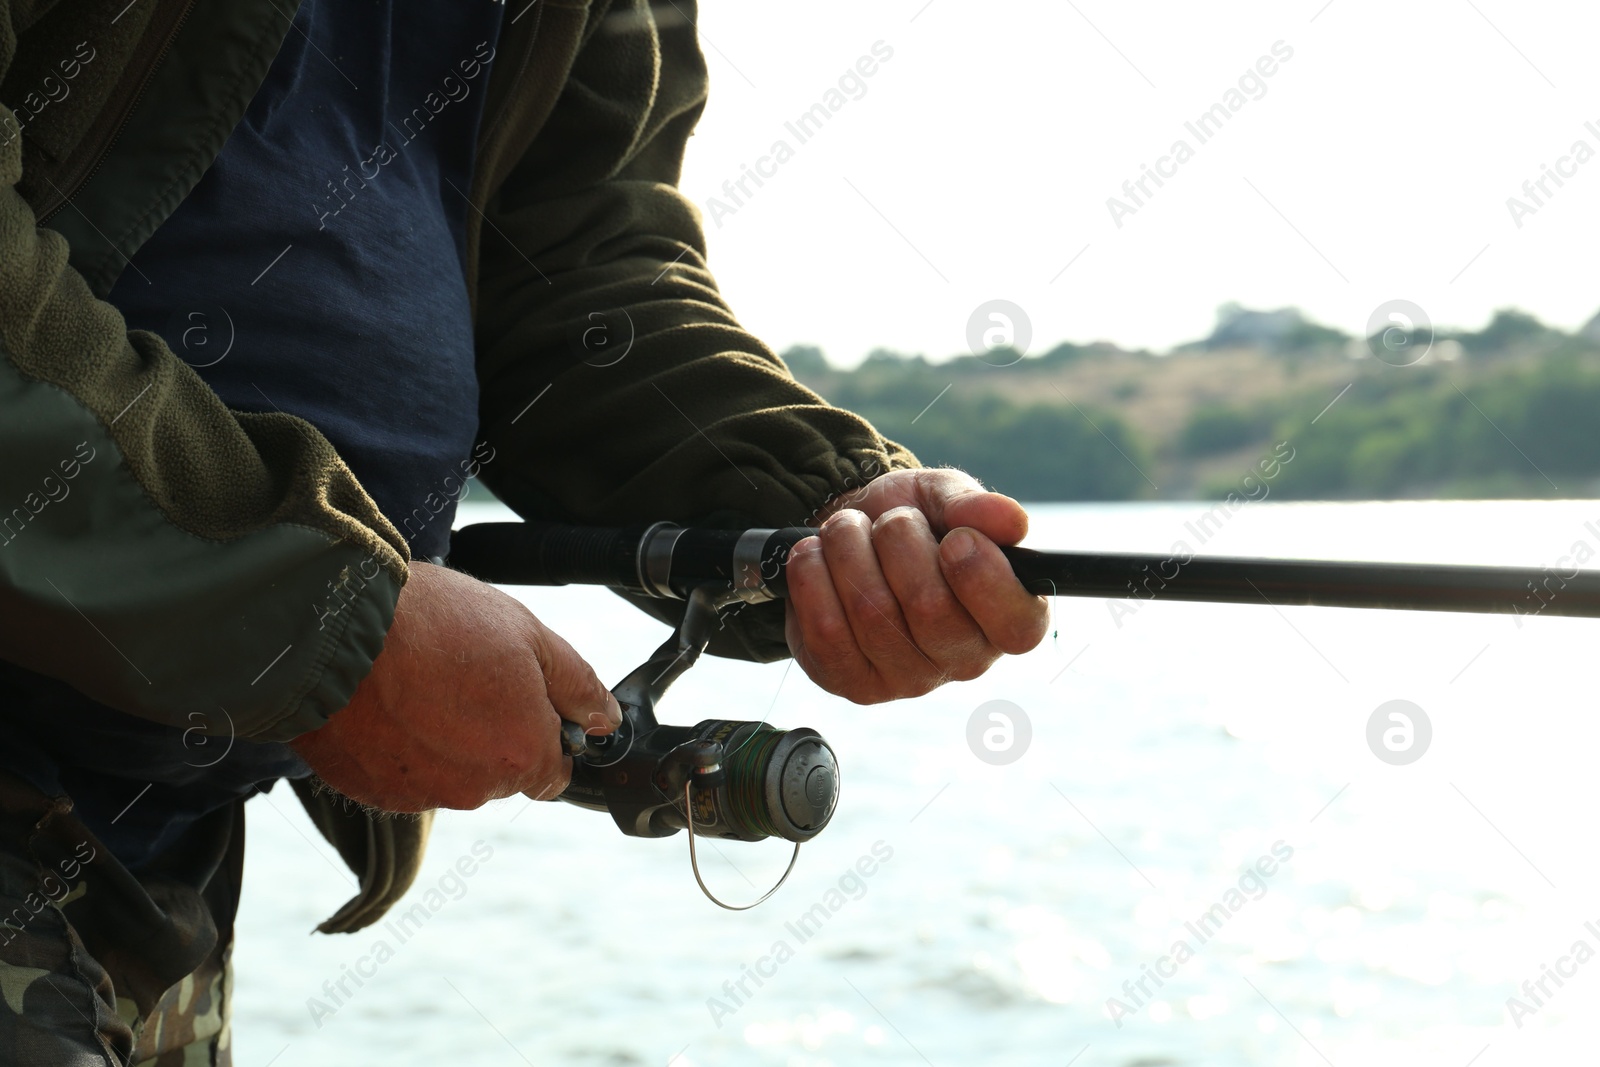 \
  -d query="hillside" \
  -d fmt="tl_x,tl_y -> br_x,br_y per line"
783,306 -> 1600,502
